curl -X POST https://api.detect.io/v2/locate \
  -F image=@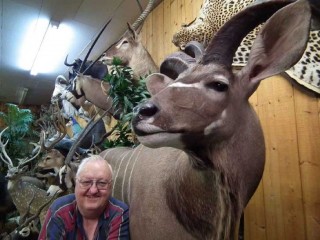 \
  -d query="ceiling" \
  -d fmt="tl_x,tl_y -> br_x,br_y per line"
0,0 -> 161,106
